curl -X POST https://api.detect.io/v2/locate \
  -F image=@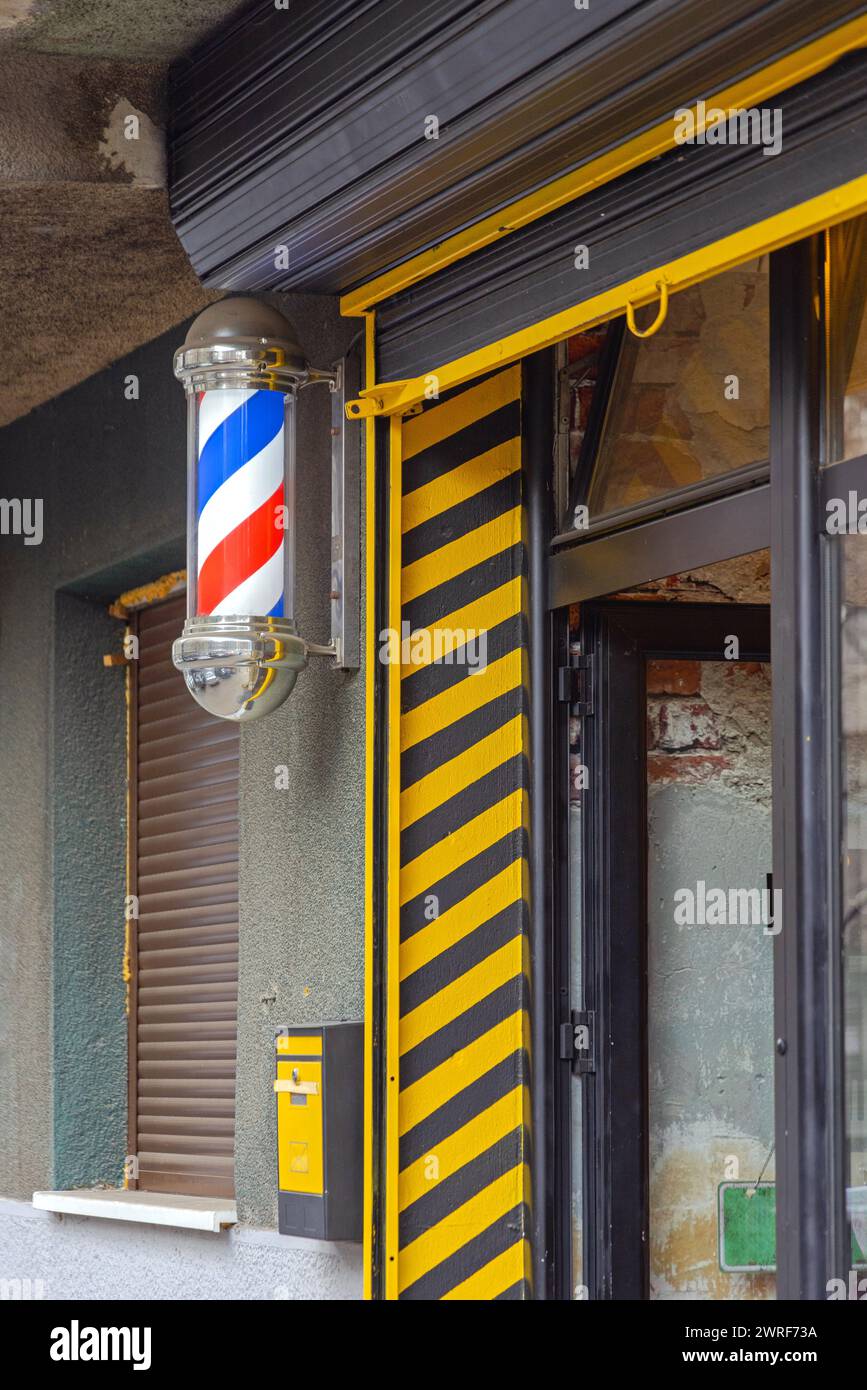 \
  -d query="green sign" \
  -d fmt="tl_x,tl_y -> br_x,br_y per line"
718,1182 -> 776,1273
719,1182 -> 866,1272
